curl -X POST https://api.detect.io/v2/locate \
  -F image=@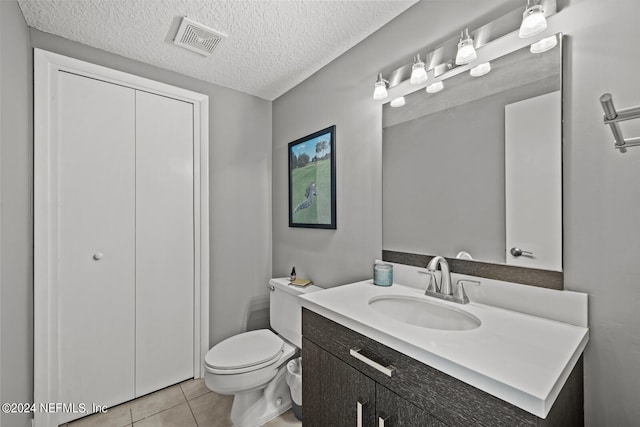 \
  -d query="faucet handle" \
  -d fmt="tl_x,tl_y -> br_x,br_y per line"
455,279 -> 480,304
456,279 -> 481,286
418,270 -> 439,293
454,283 -> 470,304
